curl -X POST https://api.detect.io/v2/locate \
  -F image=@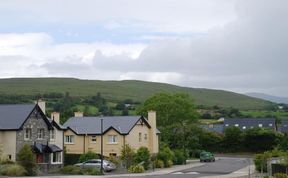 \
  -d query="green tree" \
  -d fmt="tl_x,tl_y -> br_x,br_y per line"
135,147 -> 151,170
137,93 -> 198,127
120,144 -> 135,169
223,126 -> 243,152
17,144 -> 37,176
